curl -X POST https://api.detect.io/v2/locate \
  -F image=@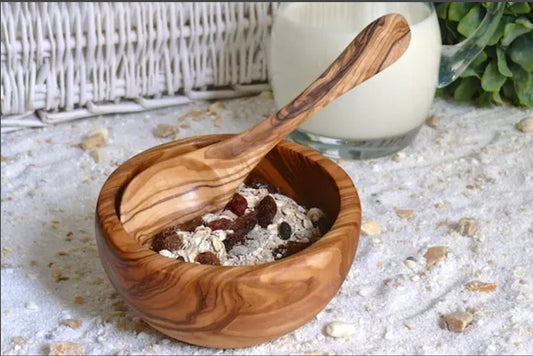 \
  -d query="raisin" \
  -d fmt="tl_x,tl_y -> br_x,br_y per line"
248,175 -> 278,193
230,211 -> 257,234
207,218 -> 232,231
177,216 -> 204,232
317,216 -> 331,235
278,222 -> 292,240
195,252 -> 221,266
223,230 -> 247,251
151,226 -> 179,251
256,195 -> 277,228
272,241 -> 312,260
225,193 -> 248,216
